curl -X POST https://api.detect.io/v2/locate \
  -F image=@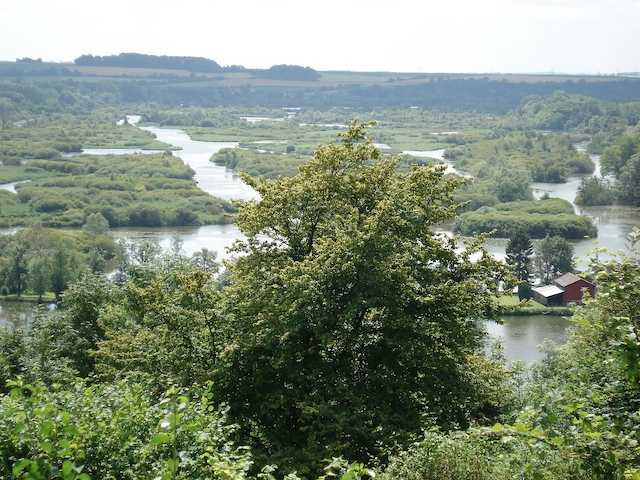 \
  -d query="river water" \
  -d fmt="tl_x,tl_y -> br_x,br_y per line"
402,149 -> 465,176
526,152 -> 640,268
140,126 -> 257,202
0,301 -> 55,329
115,129 -> 628,363
483,315 -> 572,363
0,180 -> 30,193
